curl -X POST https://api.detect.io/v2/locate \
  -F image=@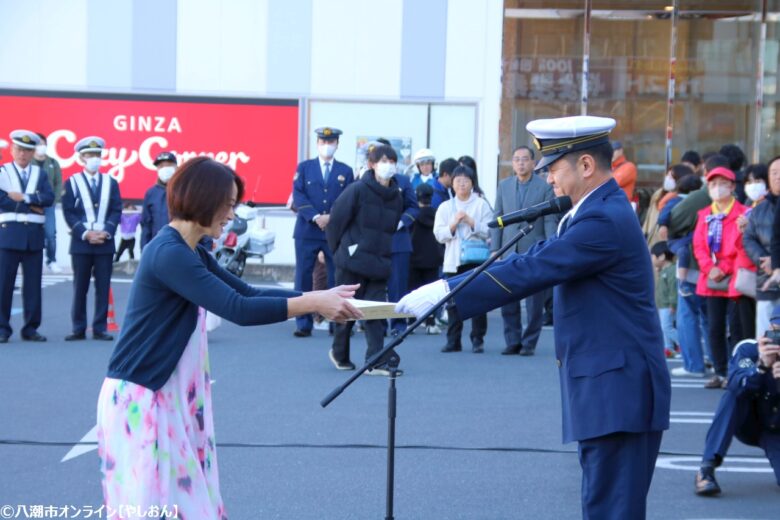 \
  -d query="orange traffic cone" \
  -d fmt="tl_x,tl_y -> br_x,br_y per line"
107,288 -> 120,333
